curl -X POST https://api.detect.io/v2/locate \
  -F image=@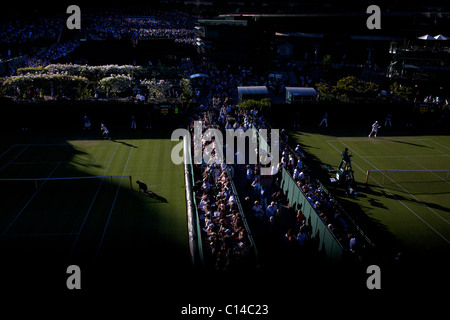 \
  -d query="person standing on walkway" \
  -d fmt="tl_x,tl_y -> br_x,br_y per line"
319,112 -> 328,127
384,113 -> 392,127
